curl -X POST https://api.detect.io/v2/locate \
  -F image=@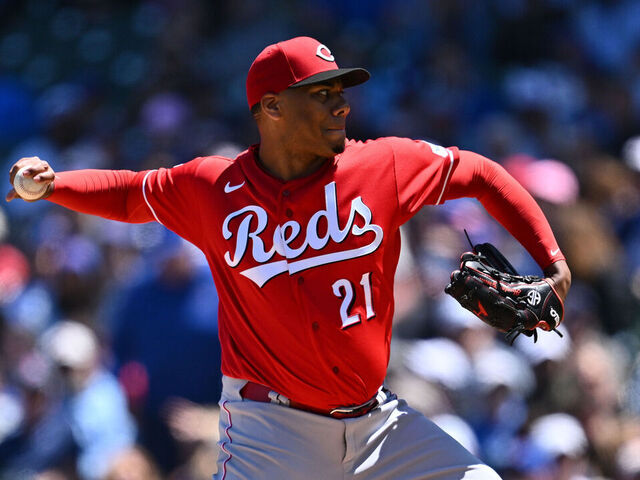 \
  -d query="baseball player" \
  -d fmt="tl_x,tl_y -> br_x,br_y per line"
7,36 -> 570,479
